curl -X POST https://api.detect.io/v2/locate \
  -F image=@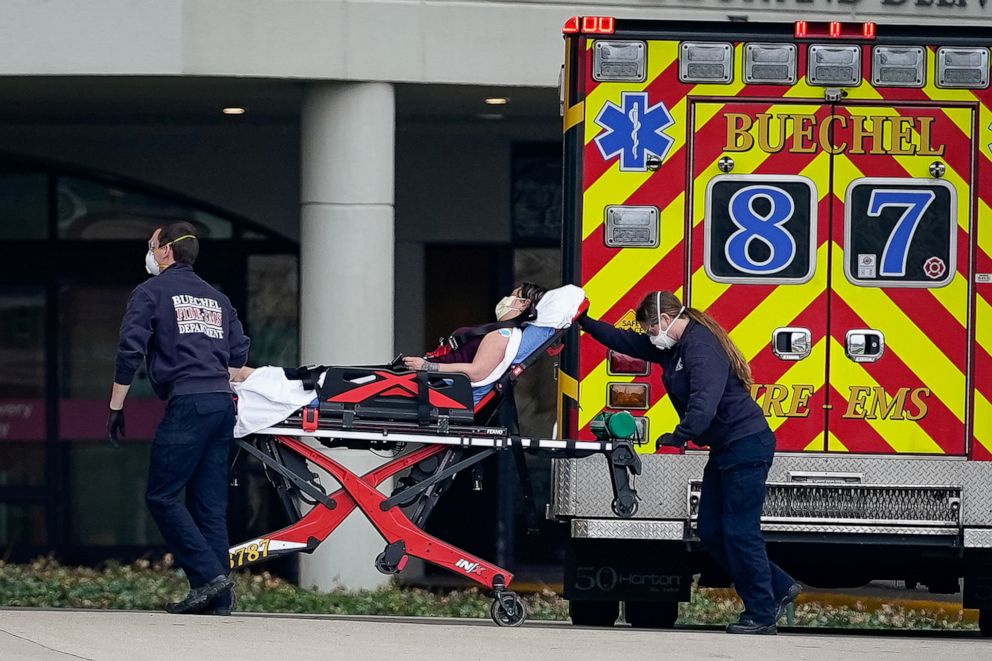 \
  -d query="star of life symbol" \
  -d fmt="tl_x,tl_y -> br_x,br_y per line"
594,92 -> 675,172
